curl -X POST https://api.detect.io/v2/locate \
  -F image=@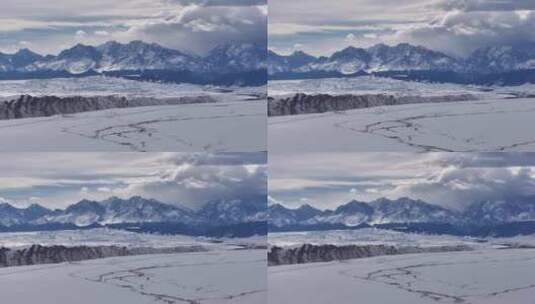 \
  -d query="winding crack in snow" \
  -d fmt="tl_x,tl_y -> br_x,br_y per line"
334,104 -> 535,152
69,257 -> 267,304
337,253 -> 535,304
61,110 -> 263,152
